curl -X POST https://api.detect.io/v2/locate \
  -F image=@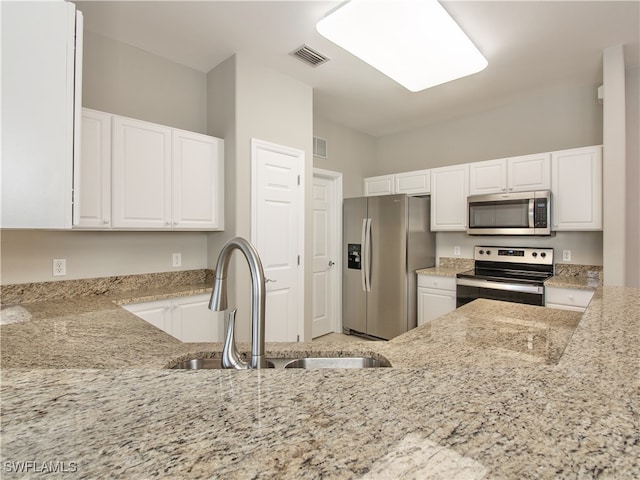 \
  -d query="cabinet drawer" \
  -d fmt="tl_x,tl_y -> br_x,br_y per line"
545,287 -> 594,309
417,275 -> 456,291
